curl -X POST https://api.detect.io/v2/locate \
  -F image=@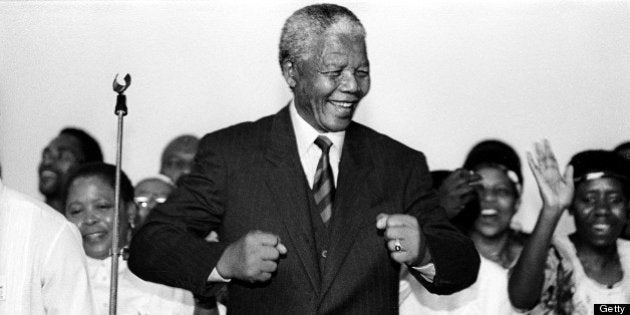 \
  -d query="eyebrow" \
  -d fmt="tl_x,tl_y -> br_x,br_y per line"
58,146 -> 83,159
582,188 -> 623,194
